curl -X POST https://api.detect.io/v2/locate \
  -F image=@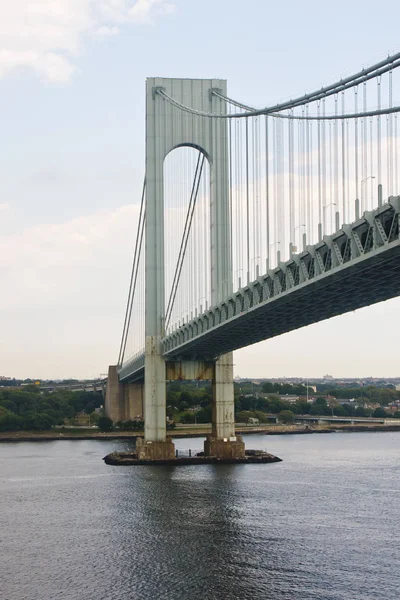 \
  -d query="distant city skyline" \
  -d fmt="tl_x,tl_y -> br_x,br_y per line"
1,0 -> 400,379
